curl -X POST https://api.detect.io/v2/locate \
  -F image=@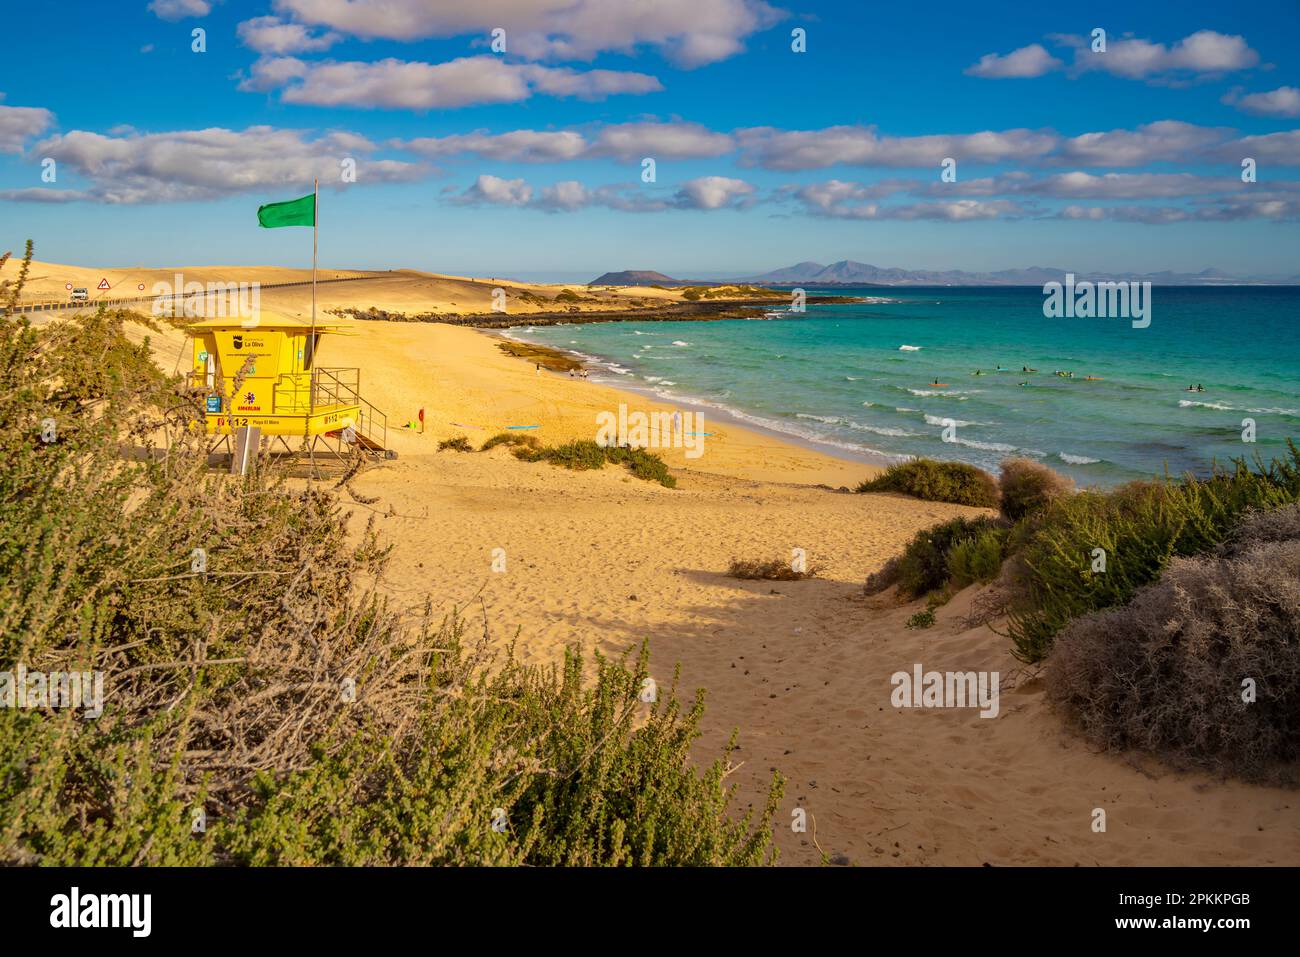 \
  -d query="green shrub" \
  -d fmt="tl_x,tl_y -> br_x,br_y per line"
998,457 -> 1074,523
554,289 -> 581,303
480,431 -> 540,452
946,527 -> 1007,589
0,244 -> 773,866
893,515 -> 1005,599
439,435 -> 474,452
857,458 -> 999,508
1006,446 -> 1300,663
1047,504 -> 1300,784
514,440 -> 676,488
905,608 -> 935,629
